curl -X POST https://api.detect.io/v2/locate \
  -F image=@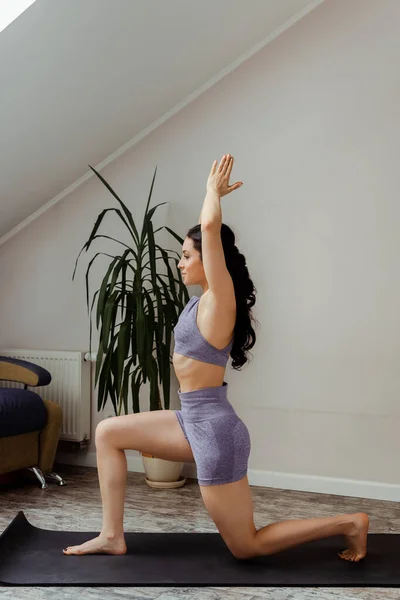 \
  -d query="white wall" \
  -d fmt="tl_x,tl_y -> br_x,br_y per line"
1,0 -> 399,501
